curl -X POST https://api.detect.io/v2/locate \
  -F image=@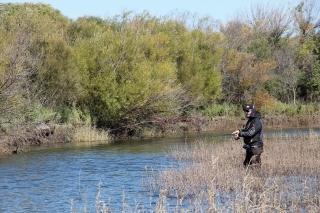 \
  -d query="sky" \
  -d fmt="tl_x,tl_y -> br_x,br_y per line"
0,0 -> 304,23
